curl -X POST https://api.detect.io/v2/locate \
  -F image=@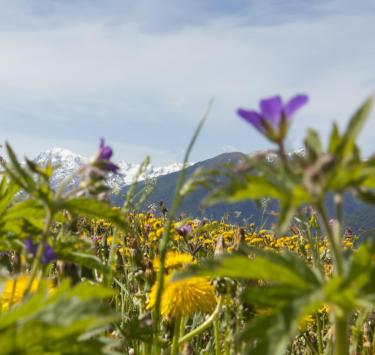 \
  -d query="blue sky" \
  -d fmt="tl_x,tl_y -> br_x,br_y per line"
0,0 -> 374,165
